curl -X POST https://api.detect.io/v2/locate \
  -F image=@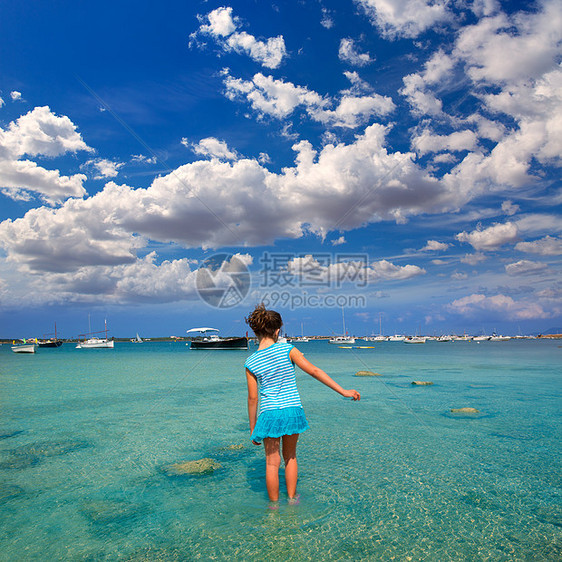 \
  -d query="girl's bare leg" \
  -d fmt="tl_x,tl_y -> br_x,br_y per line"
282,433 -> 299,499
263,437 -> 281,502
